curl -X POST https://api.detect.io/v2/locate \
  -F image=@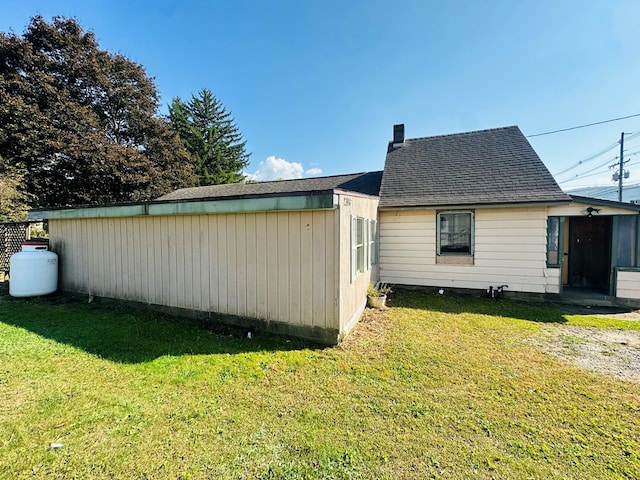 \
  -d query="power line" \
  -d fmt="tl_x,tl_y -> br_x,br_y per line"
556,149 -> 640,183
552,131 -> 640,177
552,142 -> 620,176
558,159 -> 640,184
555,156 -> 615,182
527,113 -> 640,138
